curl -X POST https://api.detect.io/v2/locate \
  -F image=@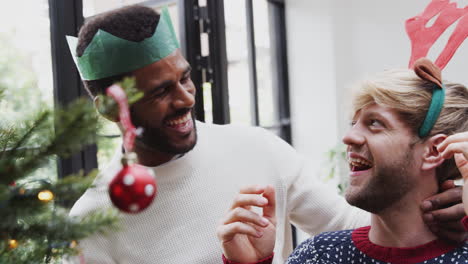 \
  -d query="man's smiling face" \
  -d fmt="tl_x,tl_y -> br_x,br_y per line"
342,103 -> 422,213
130,49 -> 197,154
